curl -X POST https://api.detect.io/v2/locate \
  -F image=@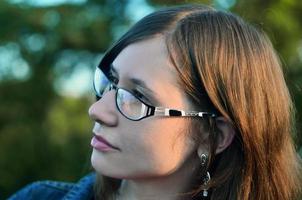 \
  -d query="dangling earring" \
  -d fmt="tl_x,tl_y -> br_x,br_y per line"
200,153 -> 211,197
202,171 -> 211,197
200,153 -> 207,166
